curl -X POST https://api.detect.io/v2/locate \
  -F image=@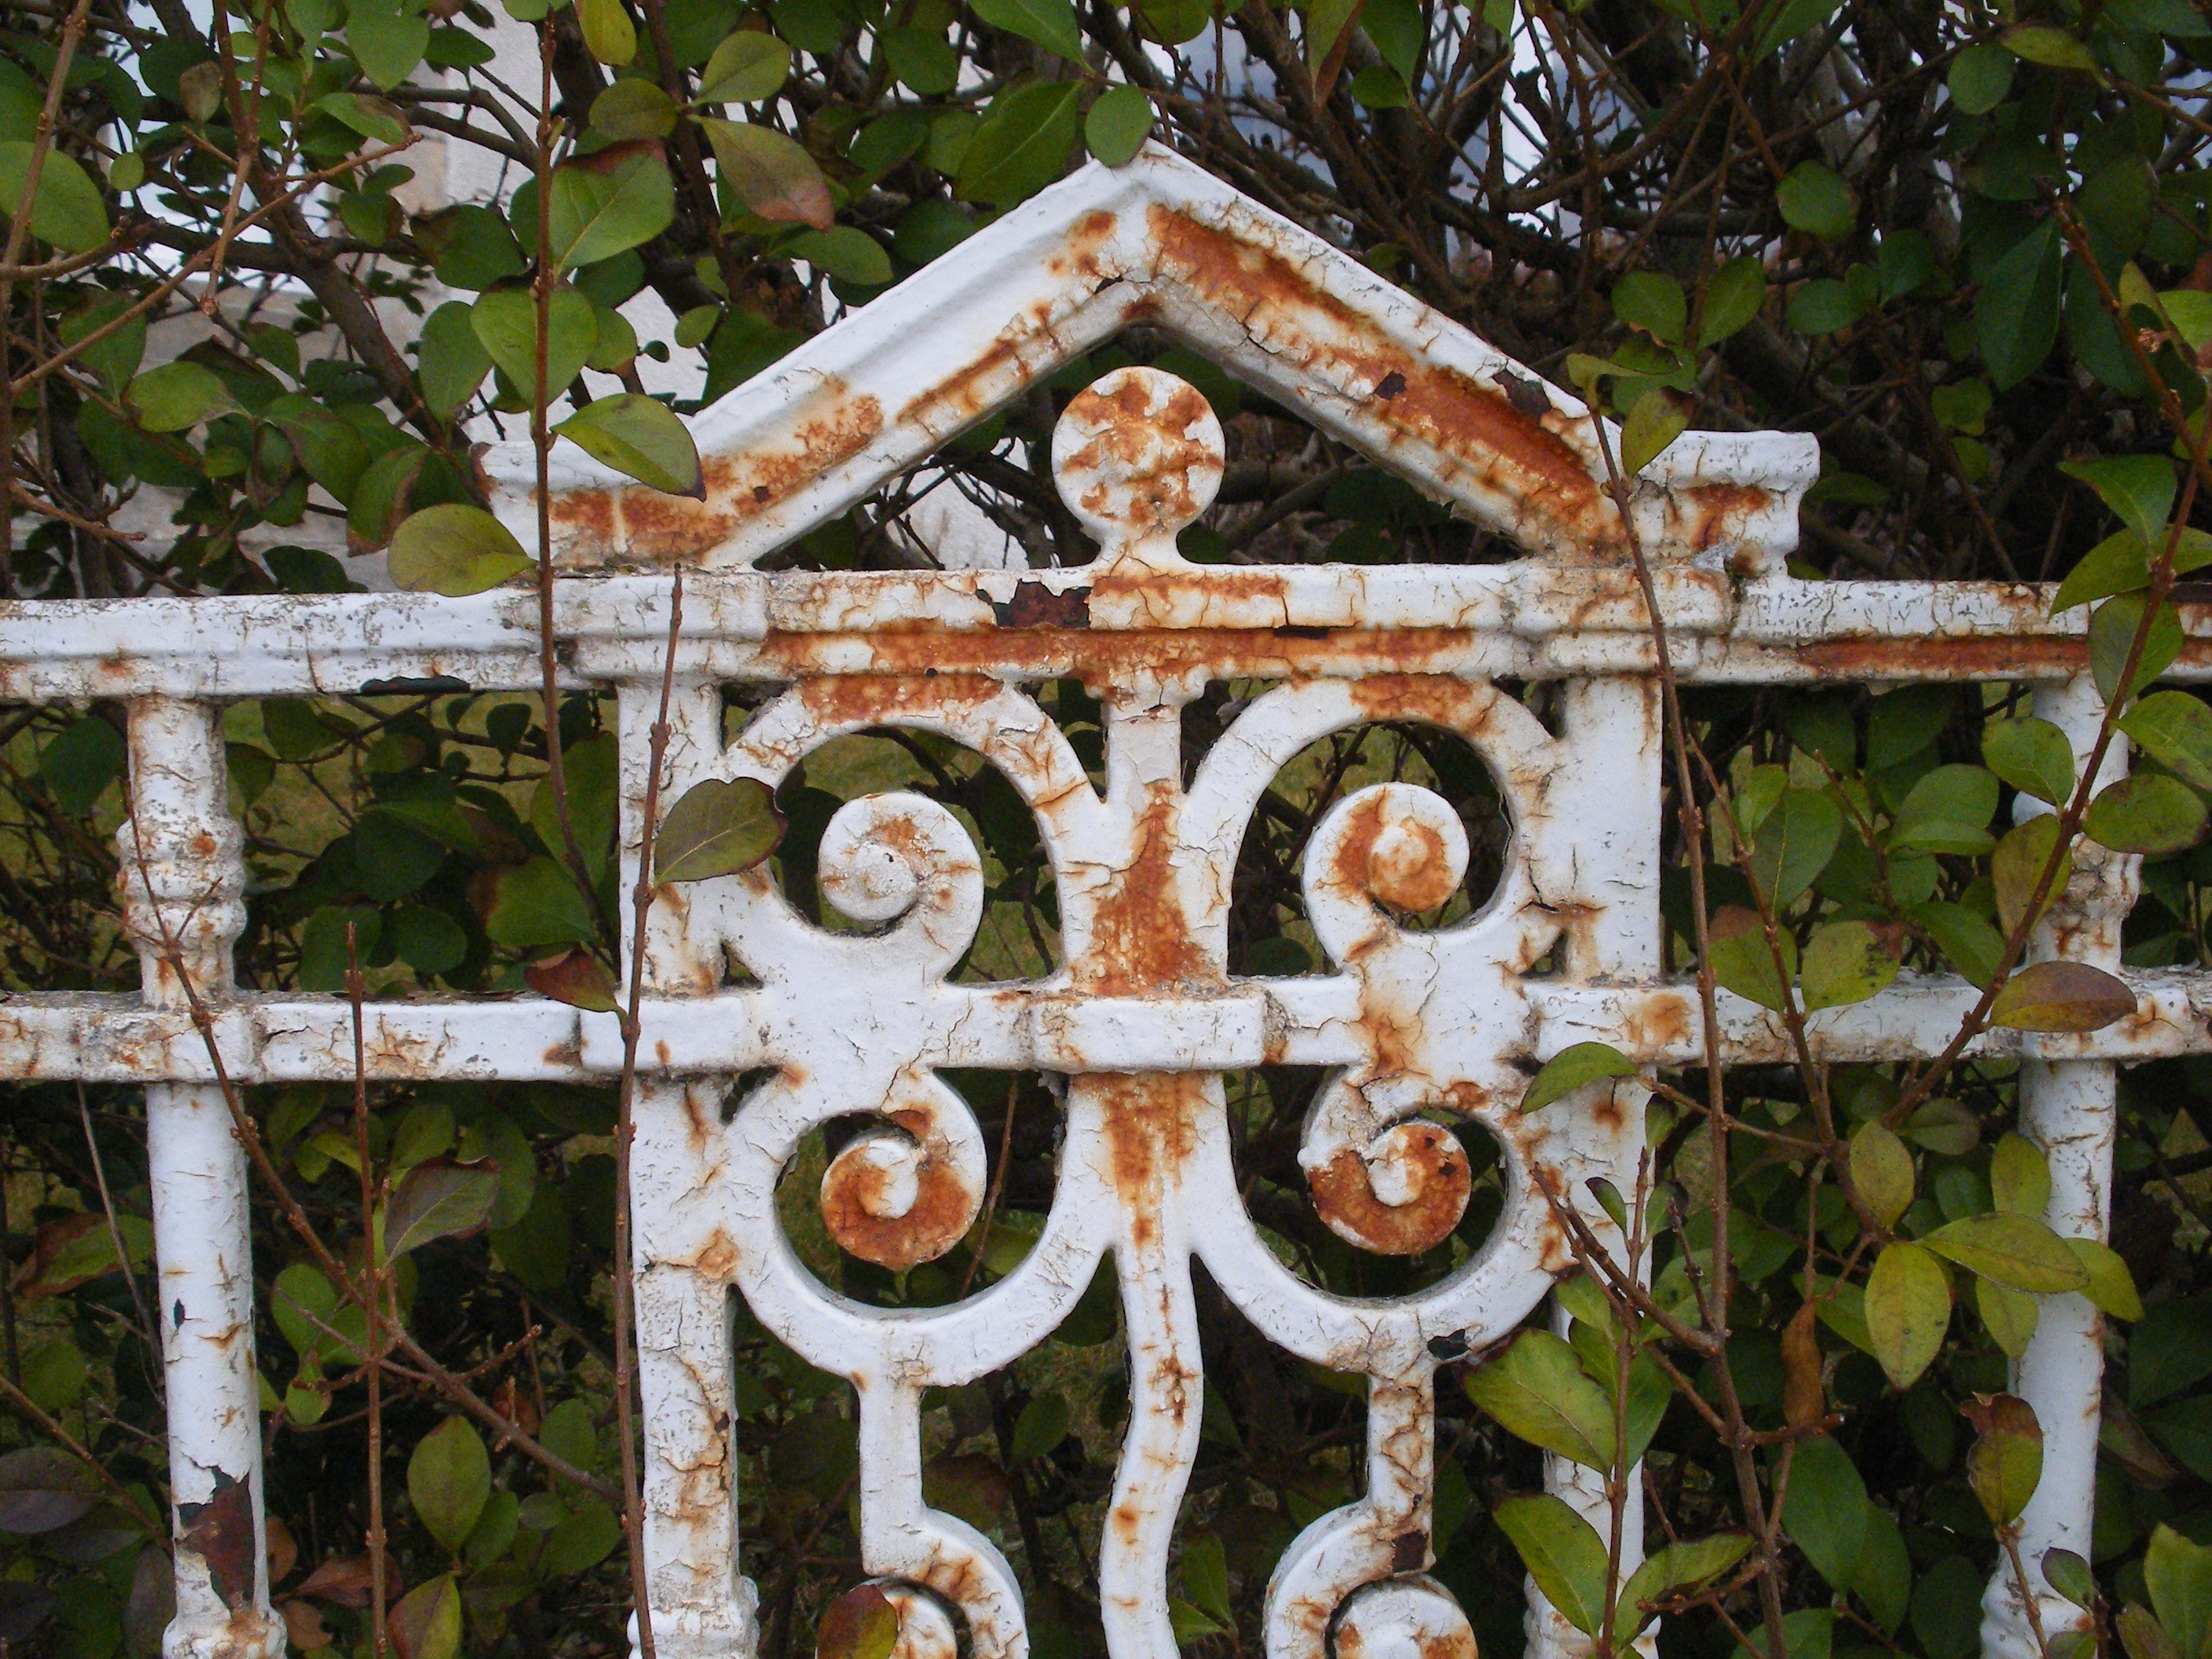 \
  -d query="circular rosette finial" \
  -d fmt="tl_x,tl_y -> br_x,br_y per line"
1300,1081 -> 1472,1257
1050,367 -> 1225,562
1331,1577 -> 1478,1659
1303,782 -> 1471,962
819,1073 -> 987,1269
816,793 -> 985,972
